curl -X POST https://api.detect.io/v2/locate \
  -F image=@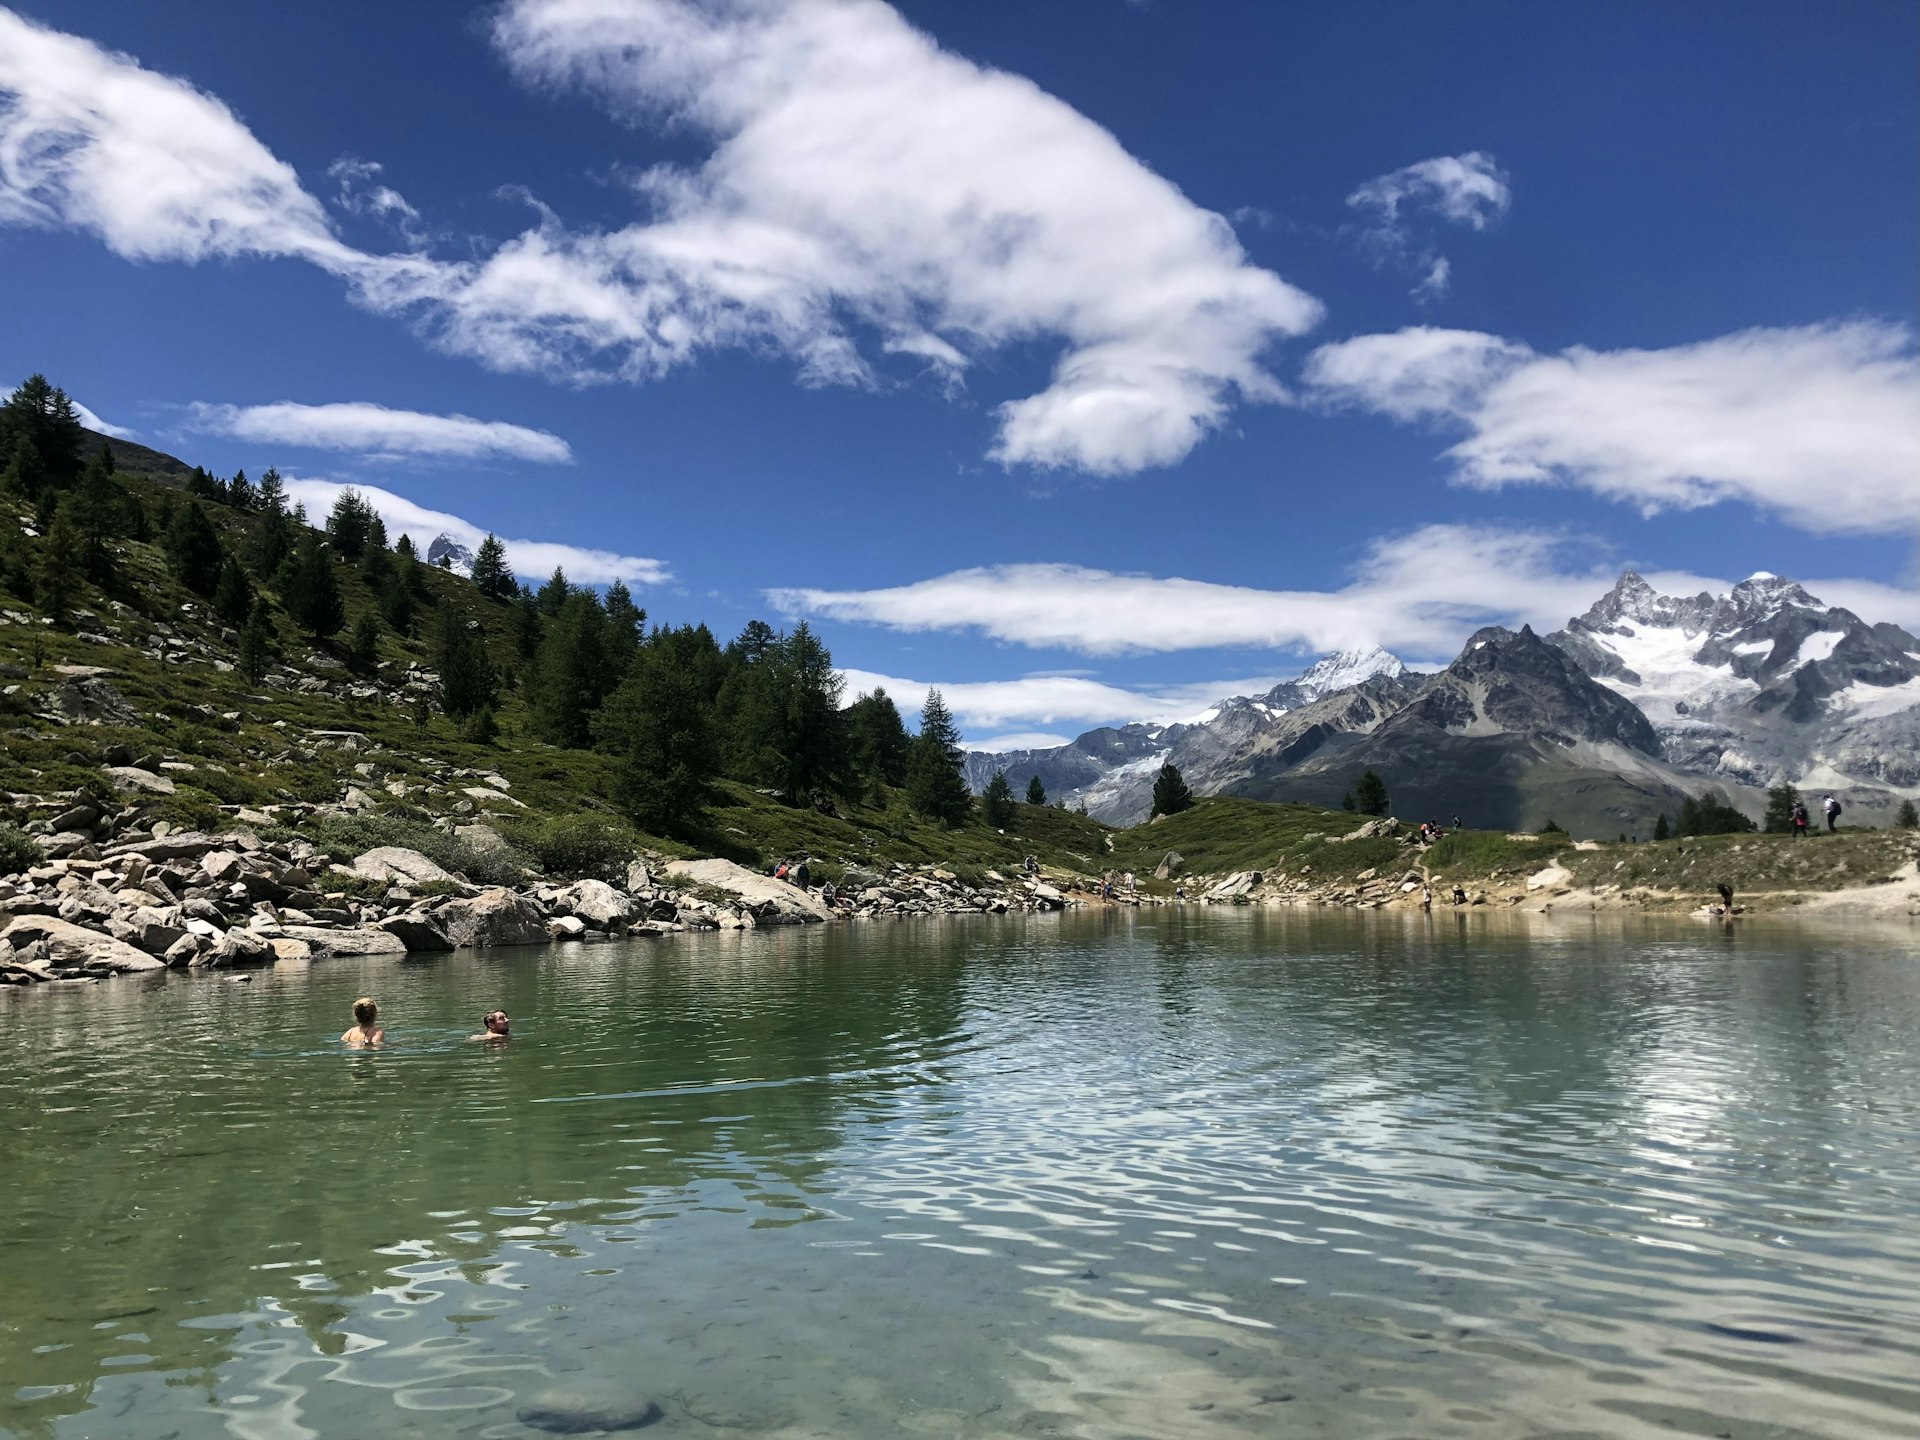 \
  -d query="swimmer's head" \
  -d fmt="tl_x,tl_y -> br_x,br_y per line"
353,997 -> 378,1026
483,1010 -> 510,1035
